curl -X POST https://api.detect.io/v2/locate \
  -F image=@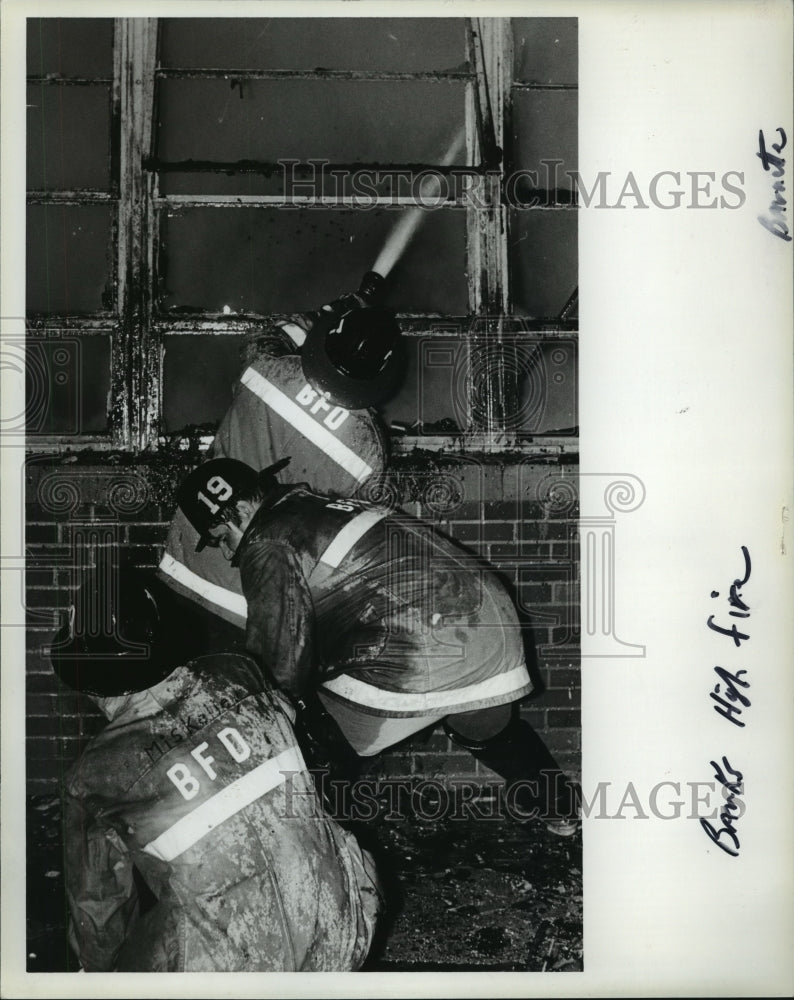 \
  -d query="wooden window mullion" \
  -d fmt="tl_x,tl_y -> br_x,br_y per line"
113,17 -> 158,450
465,18 -> 513,436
